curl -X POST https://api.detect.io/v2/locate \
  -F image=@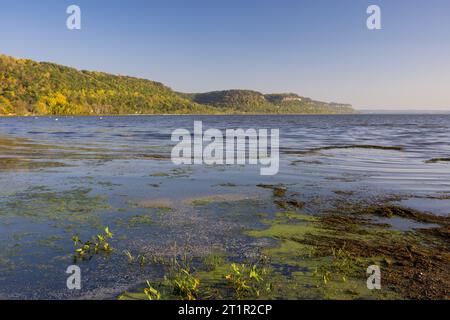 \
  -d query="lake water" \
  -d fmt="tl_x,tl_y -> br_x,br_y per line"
0,114 -> 449,299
